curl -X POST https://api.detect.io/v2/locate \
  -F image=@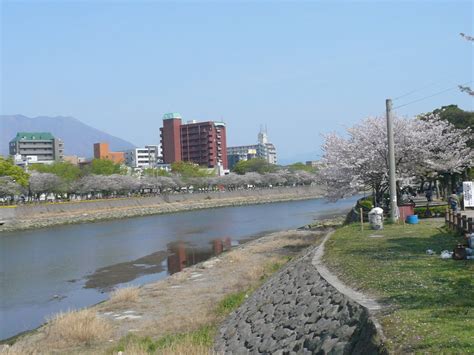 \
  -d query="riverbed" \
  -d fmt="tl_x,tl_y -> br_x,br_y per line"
0,196 -> 358,340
